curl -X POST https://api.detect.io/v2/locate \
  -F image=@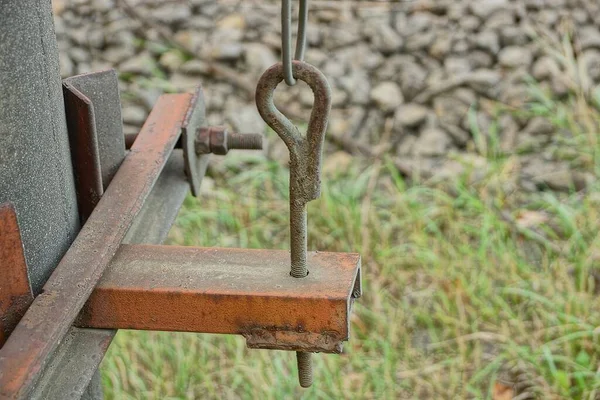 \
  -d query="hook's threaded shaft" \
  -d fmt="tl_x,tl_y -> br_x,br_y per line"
290,200 -> 311,385
255,61 -> 332,390
297,352 -> 313,388
290,201 -> 308,278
